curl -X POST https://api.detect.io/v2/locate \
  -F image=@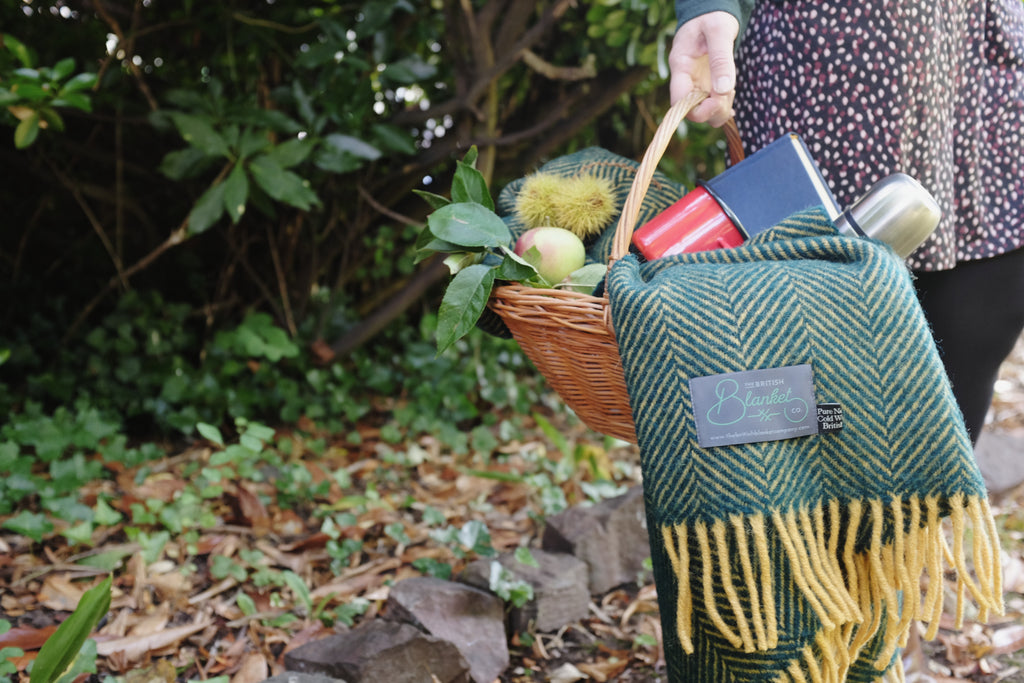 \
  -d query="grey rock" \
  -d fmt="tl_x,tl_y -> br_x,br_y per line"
974,429 -> 1024,499
385,577 -> 509,683
460,549 -> 589,633
542,485 -> 652,594
262,675 -> 347,683
283,618 -> 471,683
